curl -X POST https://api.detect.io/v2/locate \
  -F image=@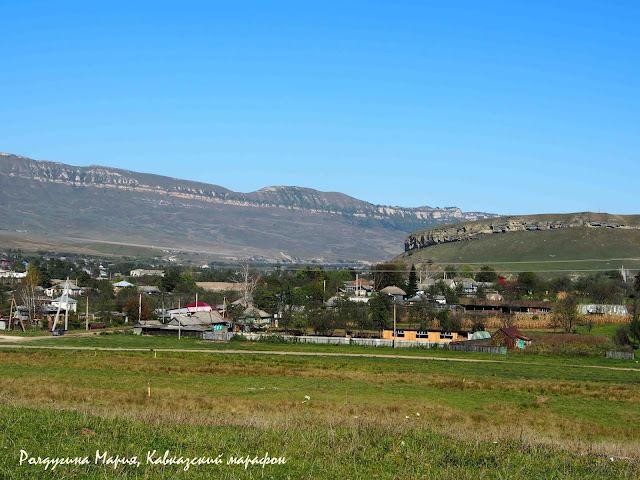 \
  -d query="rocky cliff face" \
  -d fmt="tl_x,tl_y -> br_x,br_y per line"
405,213 -> 640,251
0,153 -> 496,229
